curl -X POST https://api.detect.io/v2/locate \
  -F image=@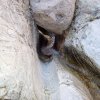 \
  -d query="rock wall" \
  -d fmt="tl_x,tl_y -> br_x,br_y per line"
0,0 -> 100,100
64,0 -> 100,99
